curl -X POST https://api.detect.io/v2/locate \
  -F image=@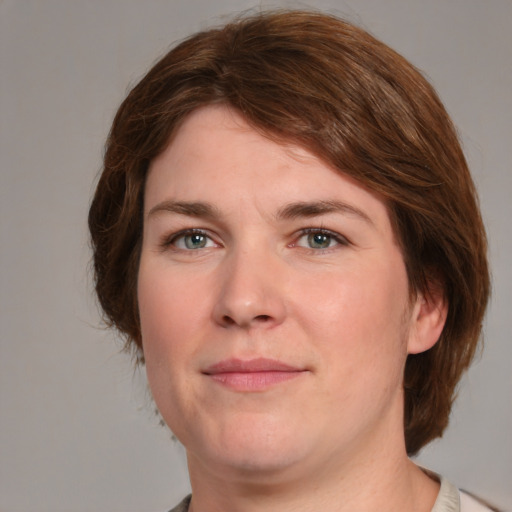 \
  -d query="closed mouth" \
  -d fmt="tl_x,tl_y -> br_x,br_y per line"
203,358 -> 307,391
